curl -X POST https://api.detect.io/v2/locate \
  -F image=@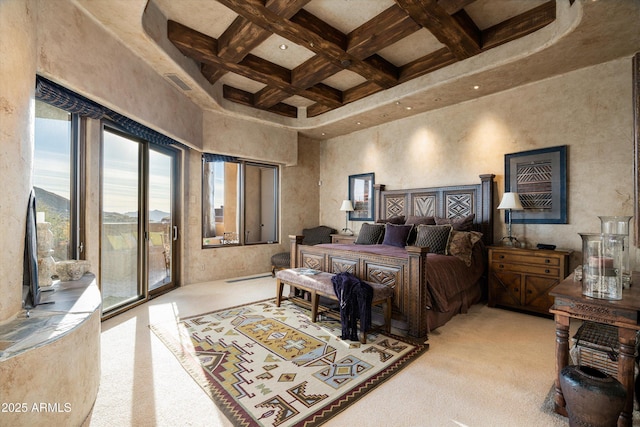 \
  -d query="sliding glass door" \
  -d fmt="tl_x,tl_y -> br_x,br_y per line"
148,147 -> 175,292
101,126 -> 178,315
